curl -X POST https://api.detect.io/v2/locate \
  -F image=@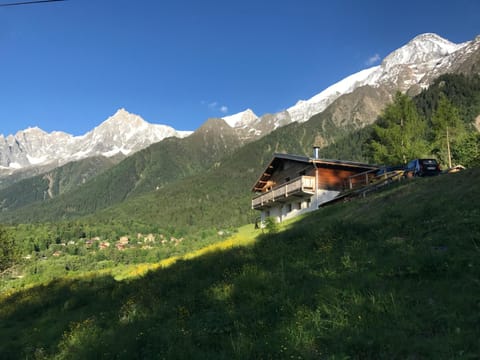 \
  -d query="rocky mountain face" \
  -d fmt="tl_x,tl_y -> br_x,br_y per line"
0,109 -> 192,174
224,33 -> 480,140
